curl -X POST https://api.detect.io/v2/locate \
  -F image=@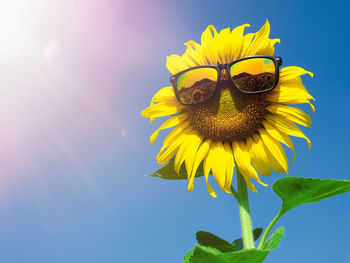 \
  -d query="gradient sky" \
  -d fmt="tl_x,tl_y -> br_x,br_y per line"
0,0 -> 349,262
